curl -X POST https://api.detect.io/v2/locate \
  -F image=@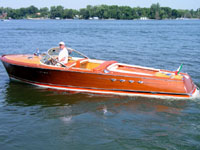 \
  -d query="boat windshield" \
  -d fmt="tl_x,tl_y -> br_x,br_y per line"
40,47 -> 89,66
47,47 -> 89,59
